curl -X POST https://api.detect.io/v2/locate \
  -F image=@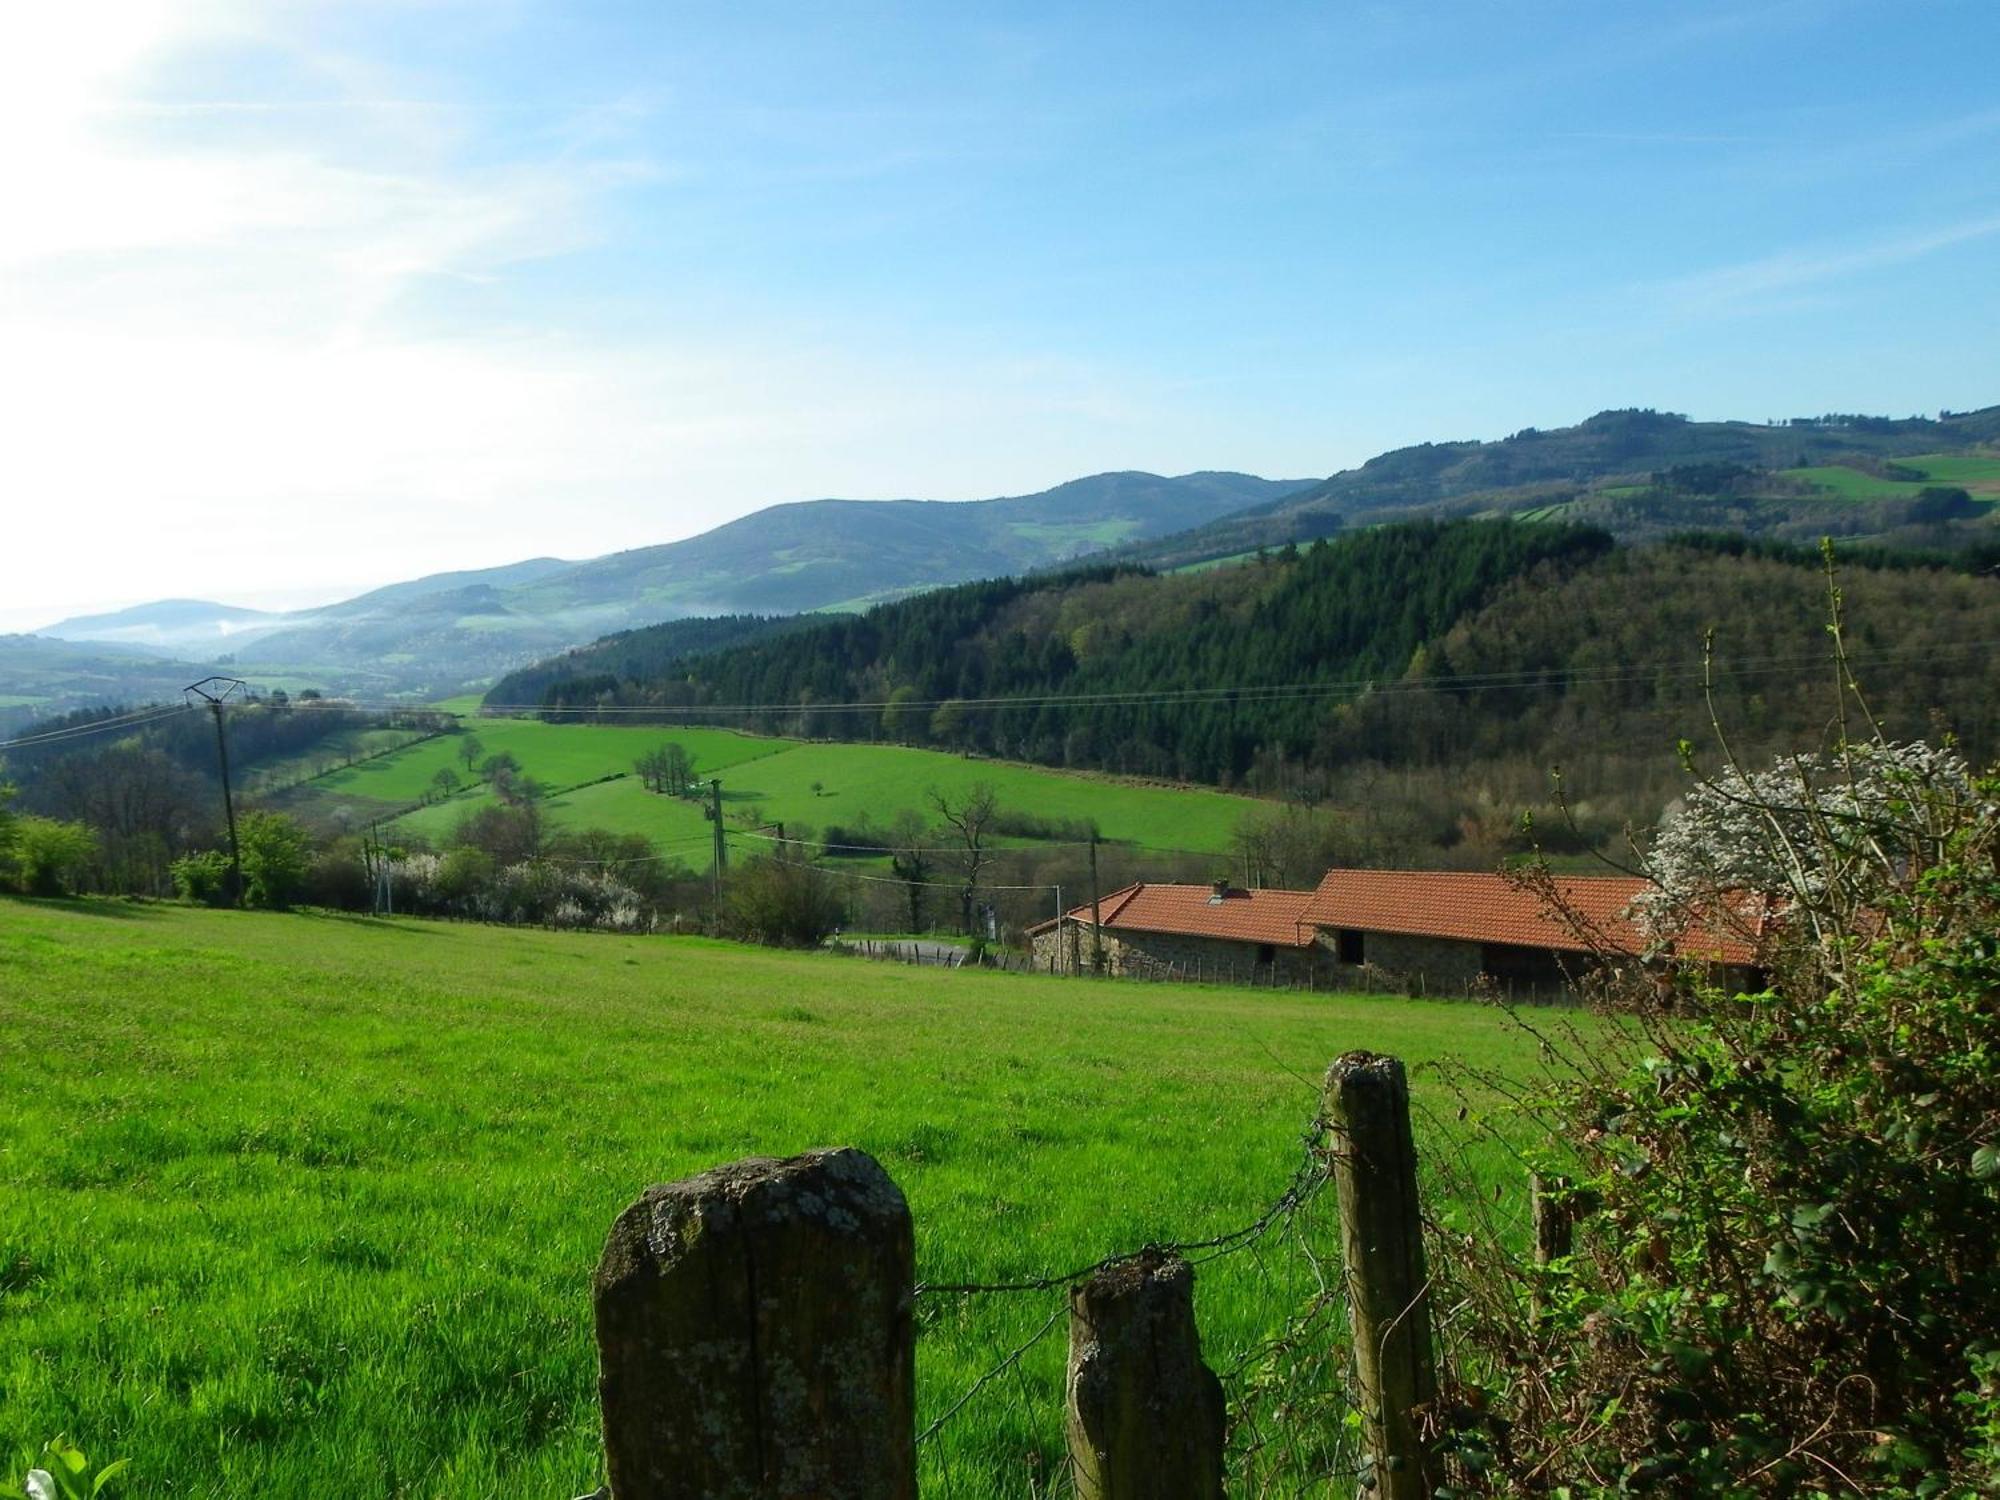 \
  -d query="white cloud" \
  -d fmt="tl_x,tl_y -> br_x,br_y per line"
1655,211 -> 2000,312
0,2 -> 1247,633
